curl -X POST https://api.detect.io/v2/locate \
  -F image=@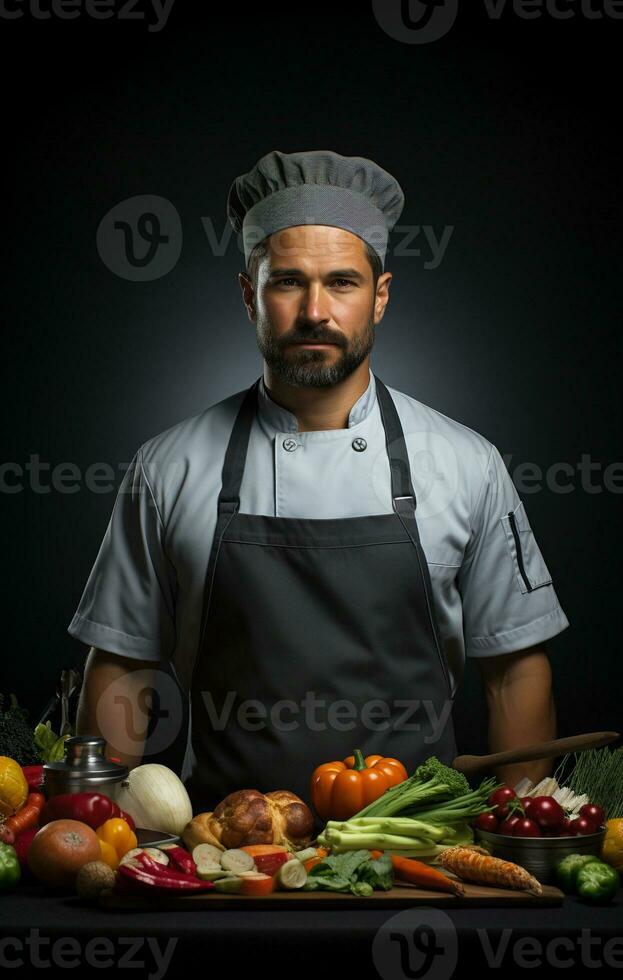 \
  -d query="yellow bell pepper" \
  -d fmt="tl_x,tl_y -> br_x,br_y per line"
98,839 -> 120,870
96,817 -> 137,863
